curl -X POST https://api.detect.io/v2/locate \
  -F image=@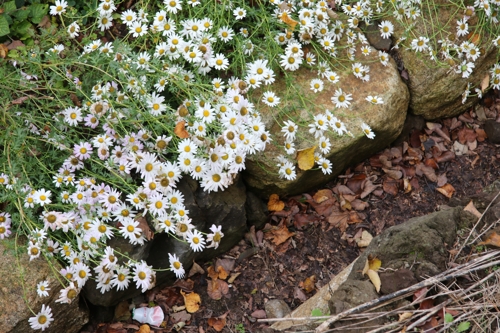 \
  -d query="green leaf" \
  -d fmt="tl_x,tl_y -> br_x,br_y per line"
11,19 -> 31,36
444,313 -> 454,323
311,308 -> 324,317
12,8 -> 30,21
29,4 -> 48,24
1,1 -> 17,14
456,321 -> 470,332
0,14 -> 10,37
